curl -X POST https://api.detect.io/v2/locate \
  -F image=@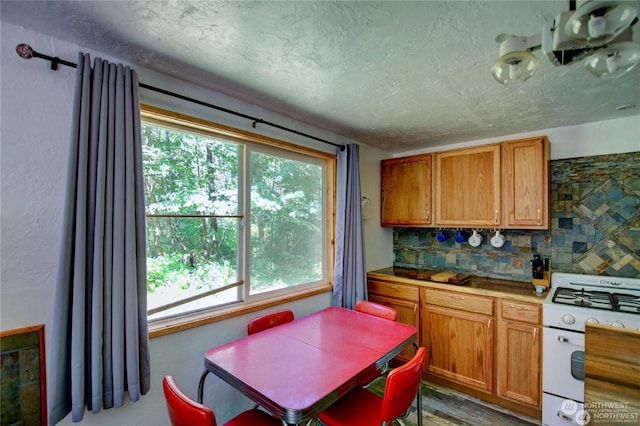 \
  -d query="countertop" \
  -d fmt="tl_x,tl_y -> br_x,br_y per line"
368,267 -> 547,303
